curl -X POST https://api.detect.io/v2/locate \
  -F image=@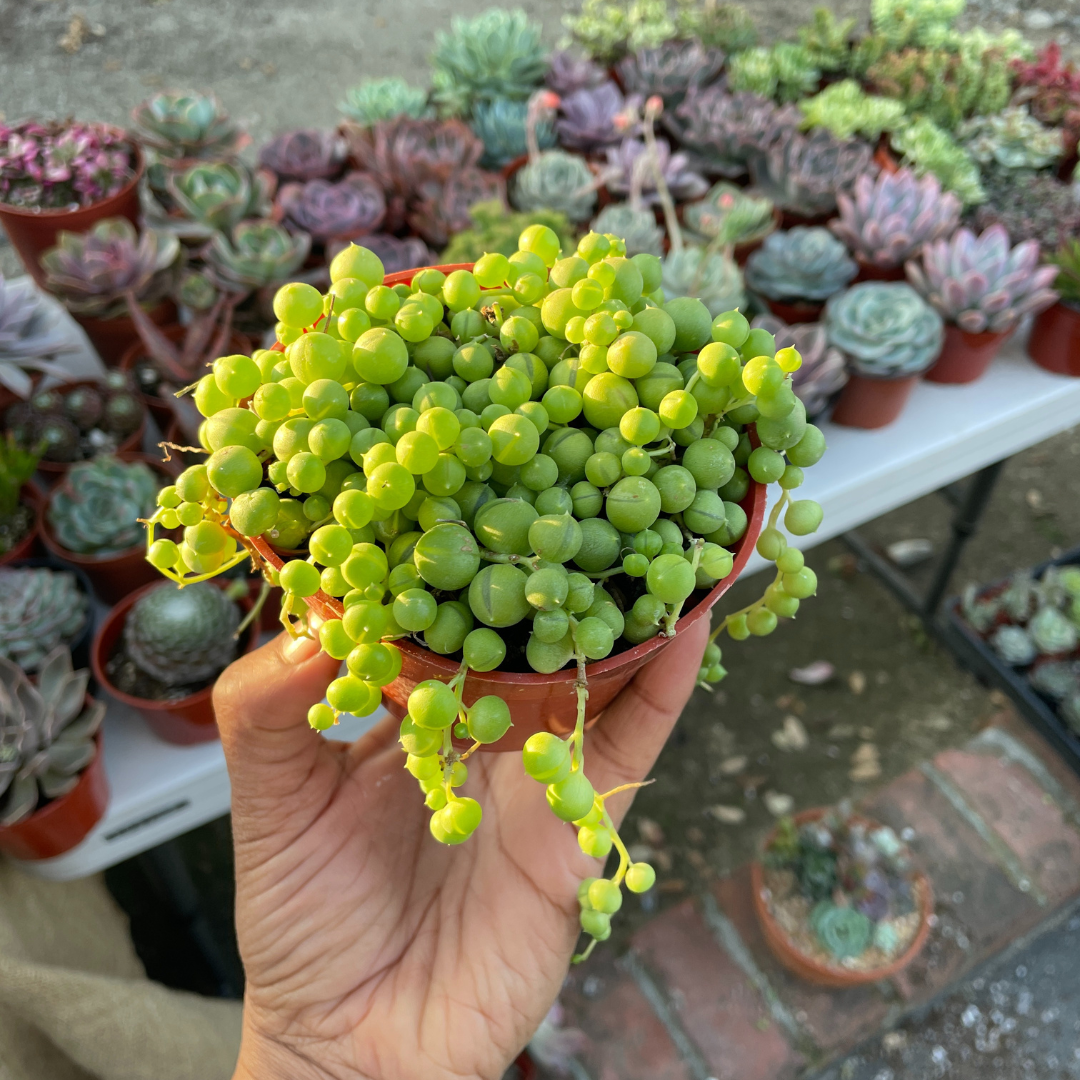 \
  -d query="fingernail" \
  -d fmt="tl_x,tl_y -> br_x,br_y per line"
284,633 -> 321,664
